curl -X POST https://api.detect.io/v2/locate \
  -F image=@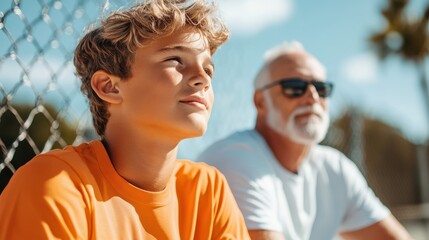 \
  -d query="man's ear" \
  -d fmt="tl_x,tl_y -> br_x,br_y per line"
254,91 -> 266,115
90,70 -> 122,104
